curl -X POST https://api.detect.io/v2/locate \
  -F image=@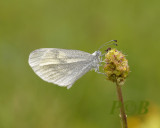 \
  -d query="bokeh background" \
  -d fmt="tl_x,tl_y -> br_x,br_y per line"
0,0 -> 160,128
